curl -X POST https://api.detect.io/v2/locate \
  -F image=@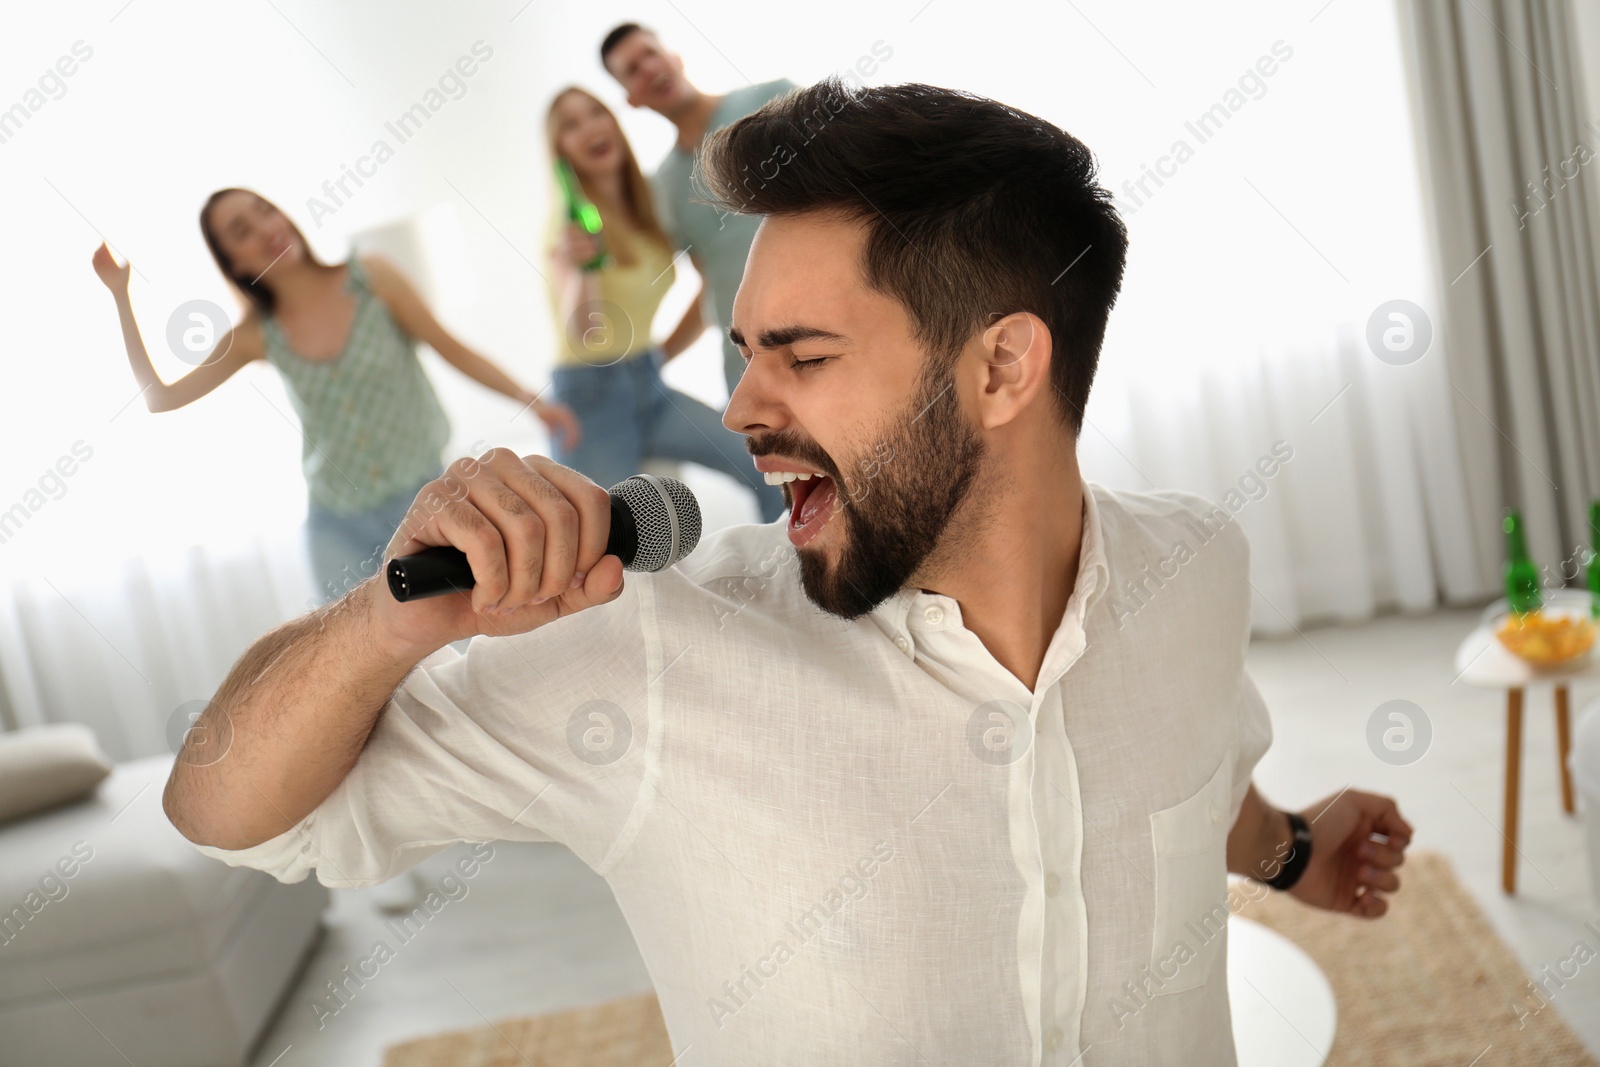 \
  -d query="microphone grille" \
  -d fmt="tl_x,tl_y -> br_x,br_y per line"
610,474 -> 702,571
